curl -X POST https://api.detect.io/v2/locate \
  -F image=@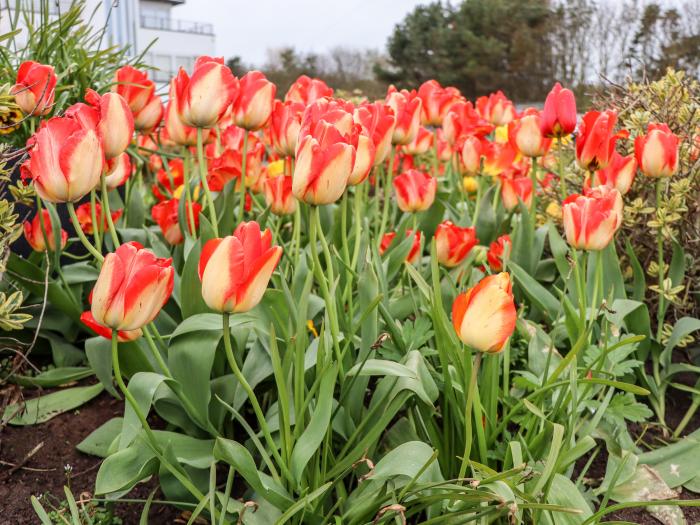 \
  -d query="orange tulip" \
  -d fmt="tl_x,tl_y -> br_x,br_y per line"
393,169 -> 437,212
576,110 -> 626,171
417,80 -> 462,126
270,100 -> 304,157
508,108 -> 552,158
452,272 -> 516,353
84,89 -> 134,160
476,91 -> 516,126
461,135 -> 483,175
540,82 -> 577,138
589,151 -> 637,195
151,198 -> 201,245
402,126 -> 433,156
379,229 -> 422,264
11,61 -> 56,116
435,220 -> 478,267
634,123 -> 679,178
443,101 -> 494,146
500,173 -> 533,211
487,235 -> 512,272
385,86 -> 422,146
264,174 -> 297,215
285,75 -> 333,105
23,209 -> 67,252
75,202 -> 122,235
233,71 -> 277,131
104,153 -> 132,190
198,222 -> 282,313
562,186 -> 623,251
